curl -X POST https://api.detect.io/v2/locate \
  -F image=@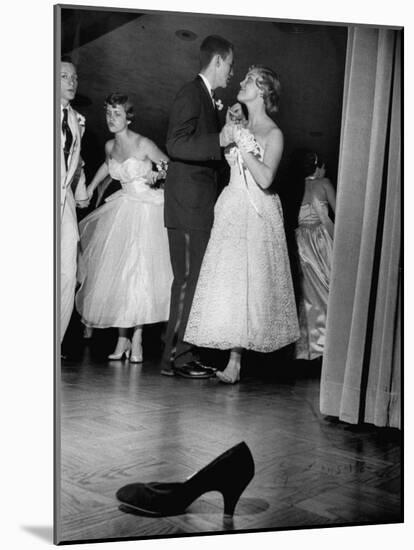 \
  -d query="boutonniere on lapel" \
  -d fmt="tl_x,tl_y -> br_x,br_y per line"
215,99 -> 224,111
77,113 -> 86,128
